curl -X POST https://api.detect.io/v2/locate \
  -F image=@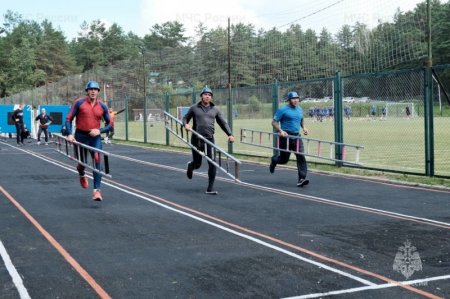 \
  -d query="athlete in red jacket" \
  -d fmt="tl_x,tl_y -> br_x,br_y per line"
65,81 -> 111,201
